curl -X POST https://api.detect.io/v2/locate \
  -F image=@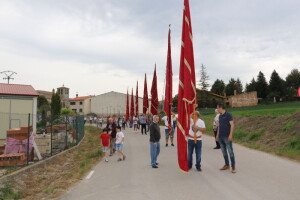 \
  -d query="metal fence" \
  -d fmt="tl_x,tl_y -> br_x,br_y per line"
0,112 -> 85,171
